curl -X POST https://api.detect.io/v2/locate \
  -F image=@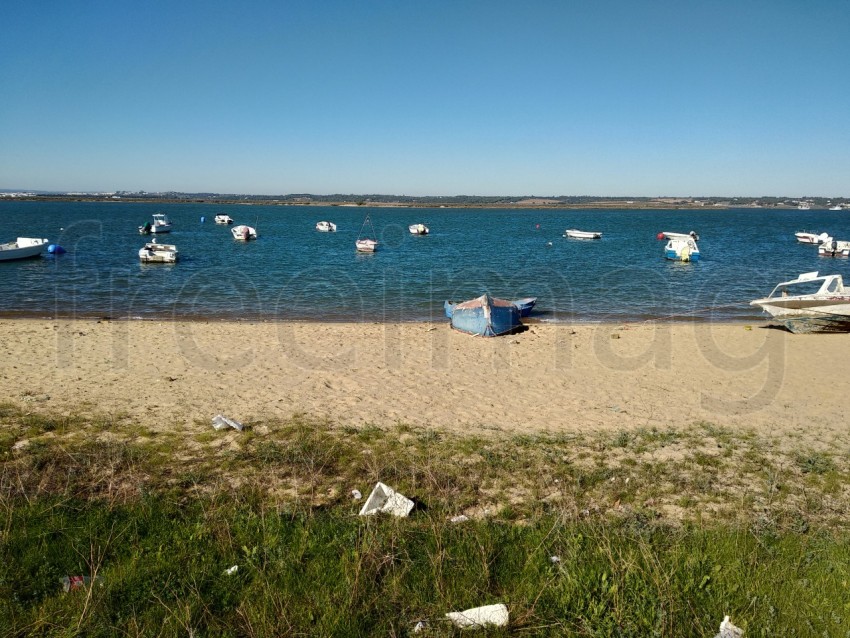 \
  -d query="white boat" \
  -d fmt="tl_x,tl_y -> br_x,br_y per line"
139,213 -> 173,234
829,205 -> 843,211
798,203 -> 812,210
356,215 -> 378,253
214,214 -> 234,224
661,230 -> 699,241
795,231 -> 830,244
818,238 -> 850,257
0,237 -> 49,261
664,237 -> 700,261
408,223 -> 429,235
750,271 -> 850,333
316,220 -> 337,232
231,225 -> 257,240
139,239 -> 178,263
564,229 -> 602,239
